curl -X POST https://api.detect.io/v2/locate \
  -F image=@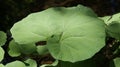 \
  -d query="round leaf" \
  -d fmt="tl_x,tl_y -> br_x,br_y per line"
5,61 -> 26,67
106,21 -> 120,40
0,31 -> 7,46
18,43 -> 37,54
46,7 -> 105,62
37,45 -> 49,55
10,5 -> 97,44
24,59 -> 37,67
0,64 -> 4,67
8,40 -> 21,57
8,40 -> 37,56
0,47 -> 4,62
11,5 -> 105,62
101,13 -> 120,40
